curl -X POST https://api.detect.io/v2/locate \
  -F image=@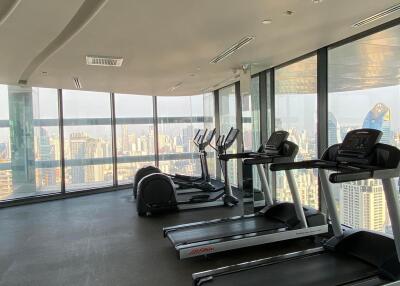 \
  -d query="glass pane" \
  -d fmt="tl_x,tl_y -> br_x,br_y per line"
328,25 -> 400,234
157,96 -> 205,176
203,92 -> 216,178
275,56 -> 319,209
63,90 -> 113,191
242,76 -> 261,151
0,85 -> 61,200
114,93 -> 155,184
219,84 -> 237,185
